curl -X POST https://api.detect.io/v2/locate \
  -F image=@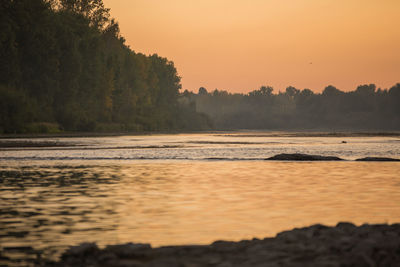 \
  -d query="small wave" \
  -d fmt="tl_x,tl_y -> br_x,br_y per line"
186,141 -> 263,145
1,154 -> 399,162
0,140 -> 80,148
213,132 -> 400,138
184,141 -> 283,145
0,156 -> 267,161
204,157 -> 266,161
0,145 -> 185,152
0,156 -> 192,161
